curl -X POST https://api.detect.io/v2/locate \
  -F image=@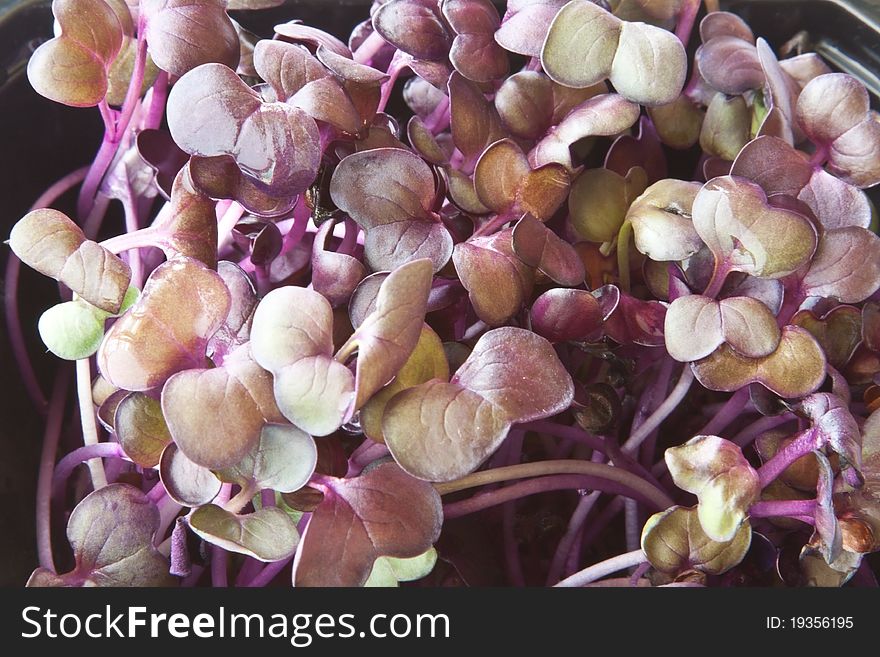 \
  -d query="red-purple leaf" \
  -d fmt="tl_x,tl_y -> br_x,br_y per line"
511,214 -> 585,286
293,463 -> 443,586
373,0 -> 451,60
530,288 -> 603,343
